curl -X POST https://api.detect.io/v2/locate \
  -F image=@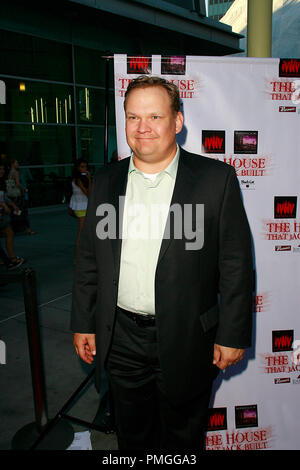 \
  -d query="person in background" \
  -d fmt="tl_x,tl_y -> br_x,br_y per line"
0,164 -> 25,269
69,159 -> 91,262
6,158 -> 36,235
